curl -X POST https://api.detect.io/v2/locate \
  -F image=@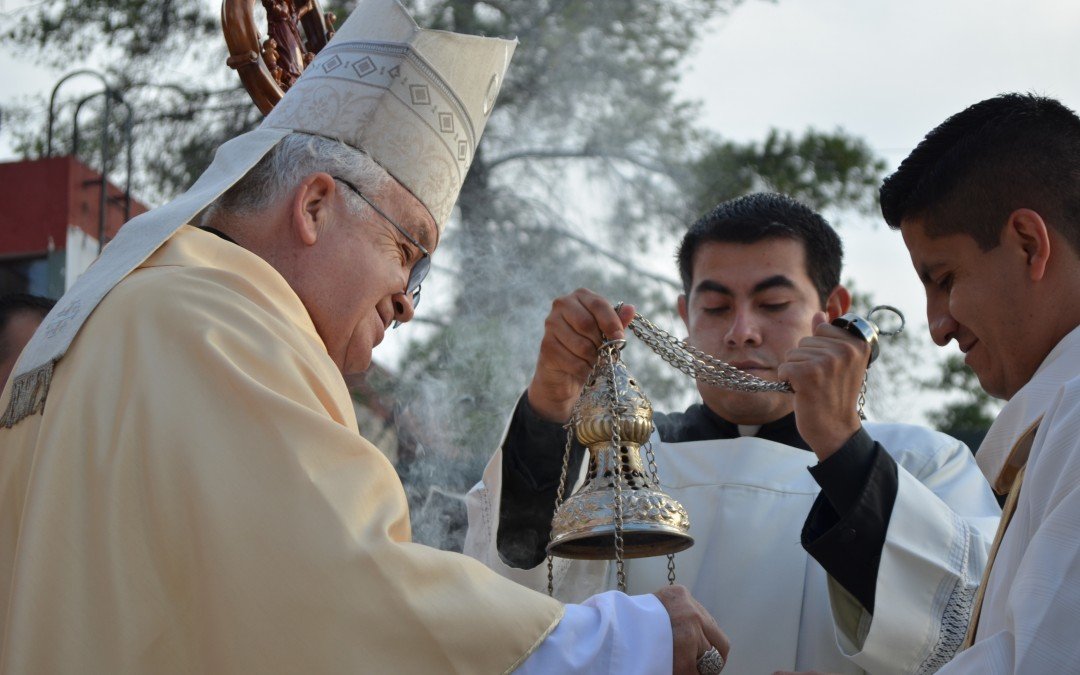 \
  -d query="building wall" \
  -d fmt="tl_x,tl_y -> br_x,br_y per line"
0,155 -> 149,296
